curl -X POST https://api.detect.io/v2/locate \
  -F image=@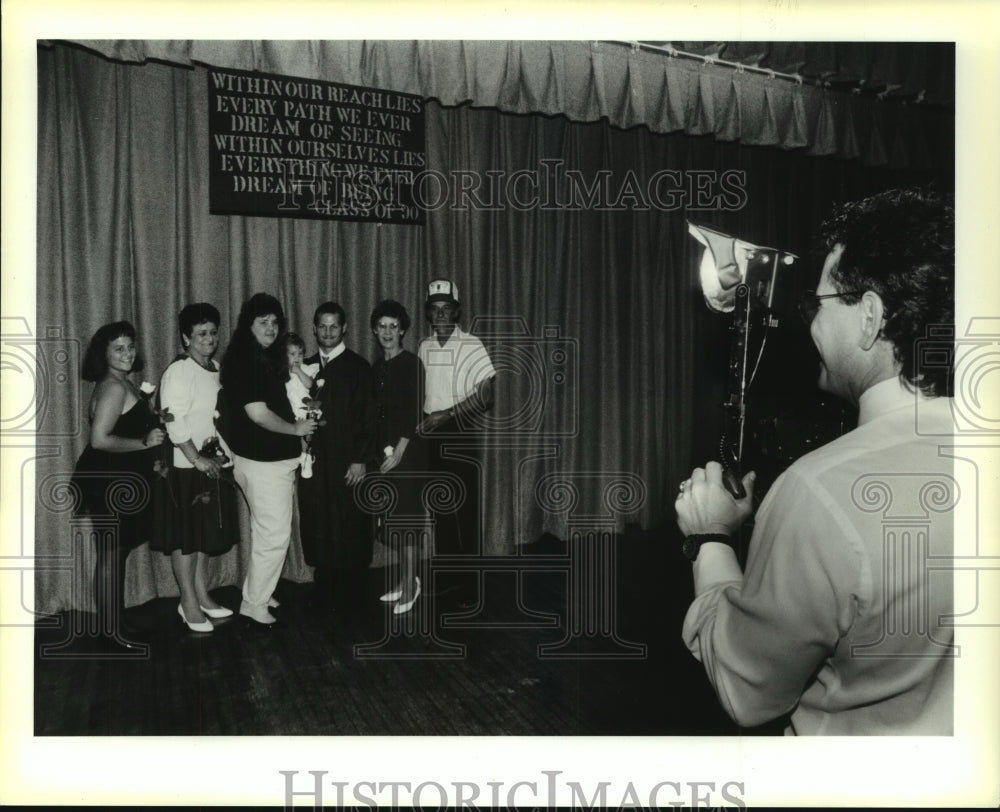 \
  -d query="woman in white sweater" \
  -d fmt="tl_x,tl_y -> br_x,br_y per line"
151,303 -> 239,632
